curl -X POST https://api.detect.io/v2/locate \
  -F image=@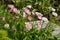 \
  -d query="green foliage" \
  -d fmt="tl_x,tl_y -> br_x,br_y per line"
0,30 -> 7,37
0,0 -> 60,40
0,30 -> 12,40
